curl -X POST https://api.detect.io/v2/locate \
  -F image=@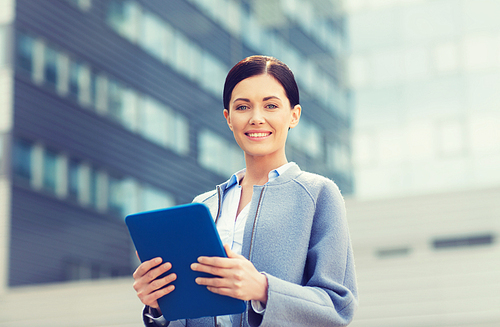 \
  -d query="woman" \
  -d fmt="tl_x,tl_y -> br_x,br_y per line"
133,55 -> 358,327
